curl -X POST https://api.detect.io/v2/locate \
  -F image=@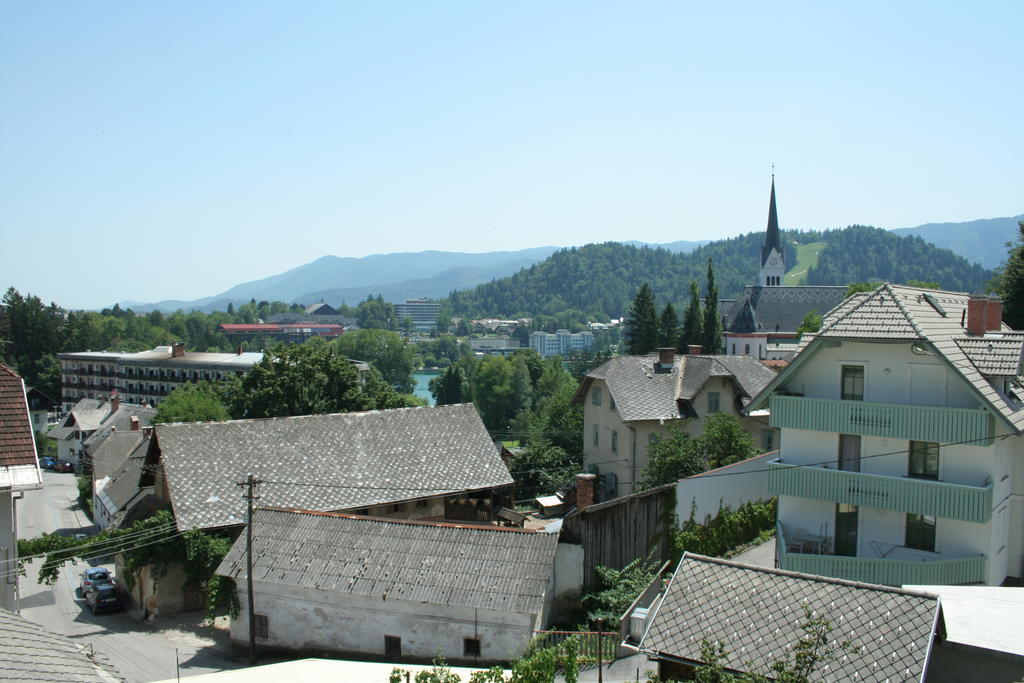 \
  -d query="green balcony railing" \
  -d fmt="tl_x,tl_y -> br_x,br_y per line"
777,524 -> 986,586
769,460 -> 993,523
769,395 -> 994,446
